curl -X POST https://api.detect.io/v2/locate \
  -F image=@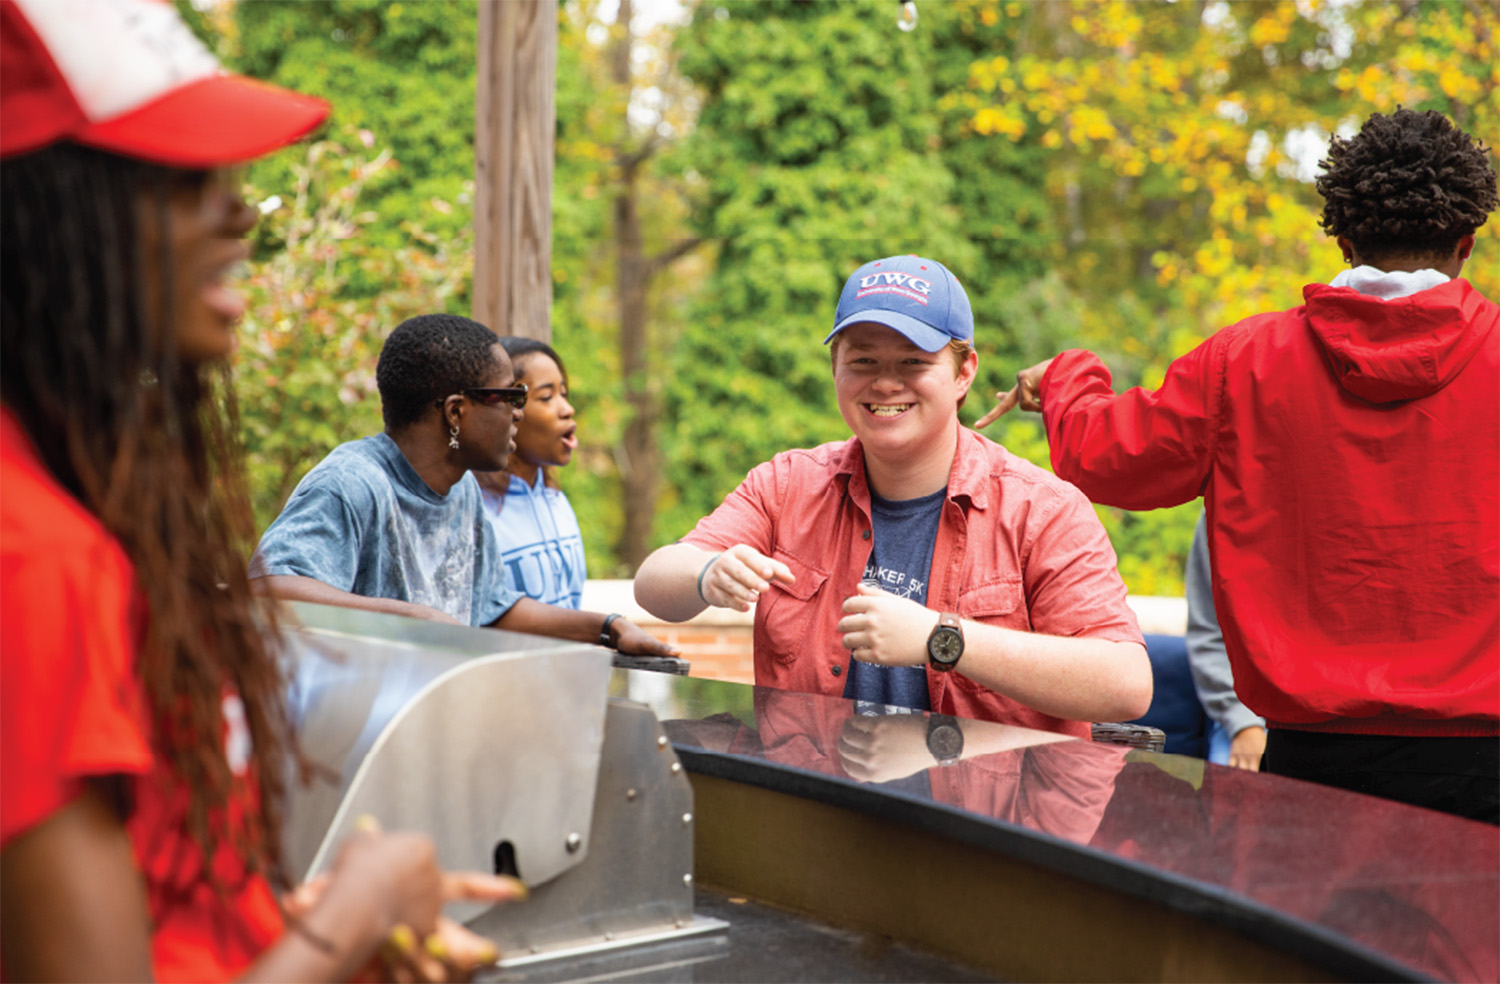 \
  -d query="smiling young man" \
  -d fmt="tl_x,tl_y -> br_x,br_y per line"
634,256 -> 1150,735
252,314 -> 676,656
